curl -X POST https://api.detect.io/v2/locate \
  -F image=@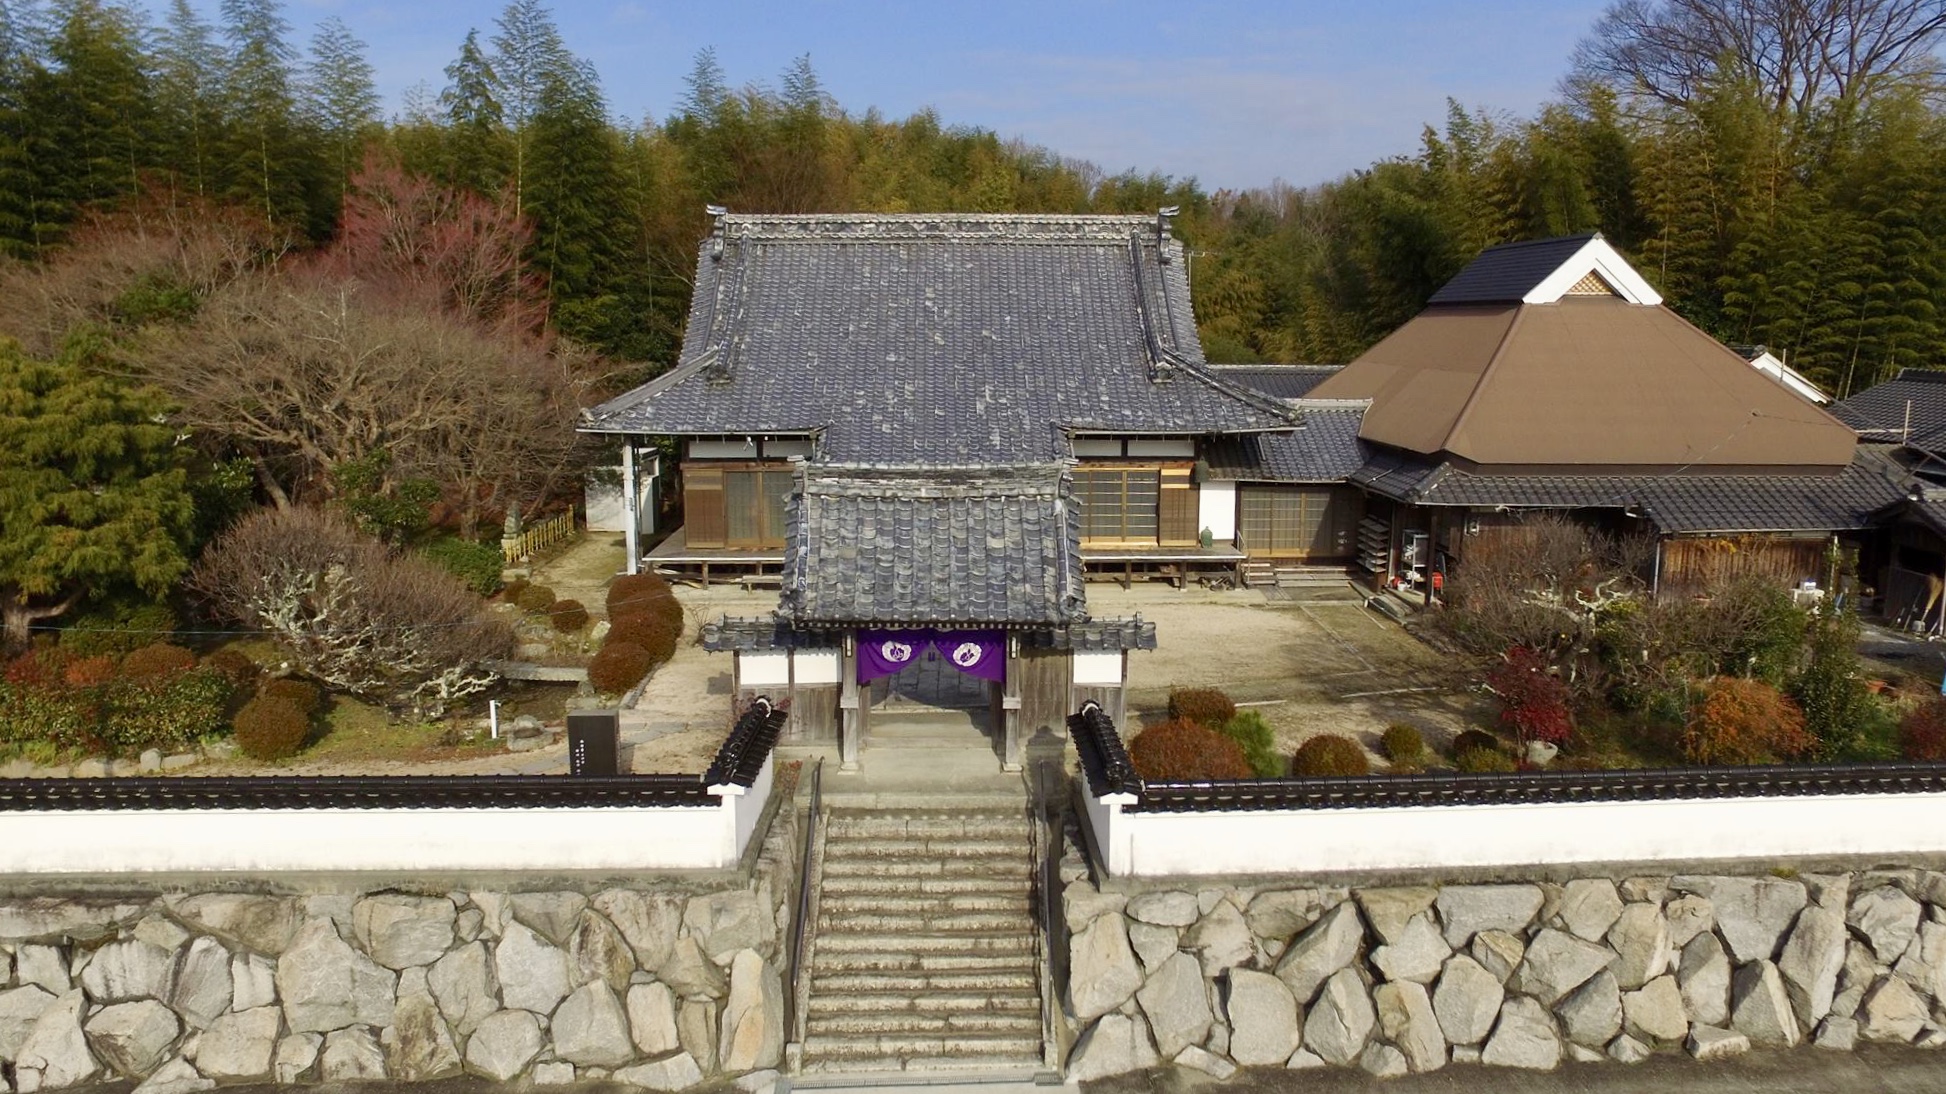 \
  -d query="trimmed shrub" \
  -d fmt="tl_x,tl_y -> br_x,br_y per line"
1899,698 -> 1946,762
1486,646 -> 1573,746
1218,710 -> 1282,777
550,599 -> 589,633
1128,717 -> 1254,781
232,695 -> 310,761
122,643 -> 197,680
1683,676 -> 1815,765
1381,723 -> 1426,765
514,583 -> 557,613
1169,687 -> 1237,729
607,611 -> 680,667
60,602 -> 179,657
501,578 -> 530,604
1455,746 -> 1517,774
1292,734 -> 1370,777
62,655 -> 118,688
1450,728 -> 1502,760
98,668 -> 233,755
200,648 -> 261,690
259,677 -> 322,715
420,537 -> 506,596
606,572 -> 676,619
589,642 -> 654,695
